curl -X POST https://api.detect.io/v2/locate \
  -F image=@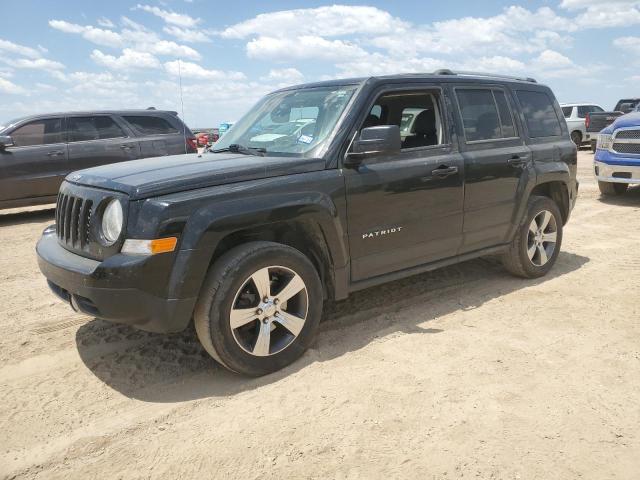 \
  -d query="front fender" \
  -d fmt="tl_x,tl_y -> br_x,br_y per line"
158,172 -> 348,300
